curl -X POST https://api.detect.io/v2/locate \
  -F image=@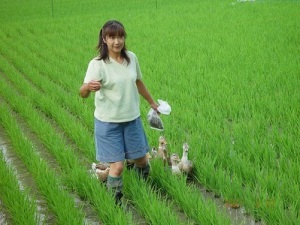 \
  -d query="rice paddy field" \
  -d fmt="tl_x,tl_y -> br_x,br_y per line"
0,0 -> 299,224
